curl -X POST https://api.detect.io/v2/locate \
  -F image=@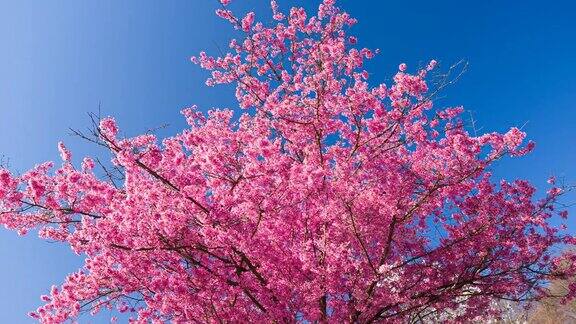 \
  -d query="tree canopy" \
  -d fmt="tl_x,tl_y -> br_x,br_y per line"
0,1 -> 574,322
